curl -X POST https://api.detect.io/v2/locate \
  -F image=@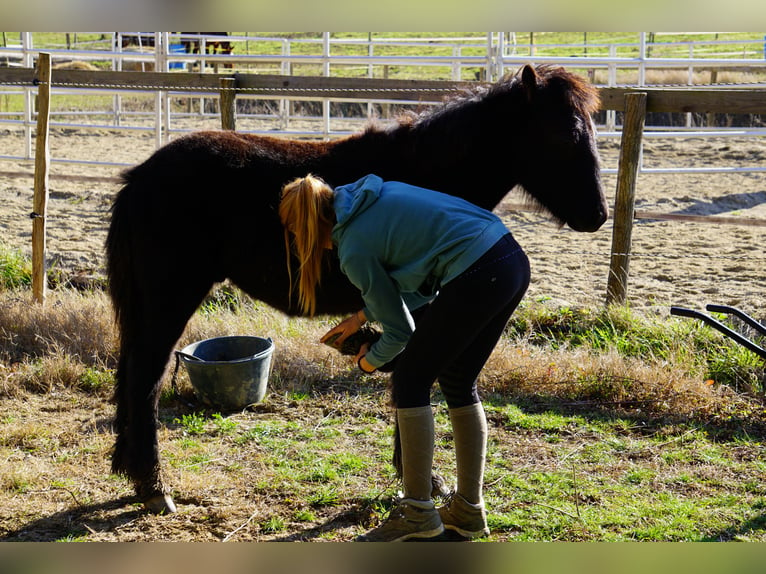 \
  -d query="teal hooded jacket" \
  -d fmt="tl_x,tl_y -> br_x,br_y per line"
331,174 -> 510,368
